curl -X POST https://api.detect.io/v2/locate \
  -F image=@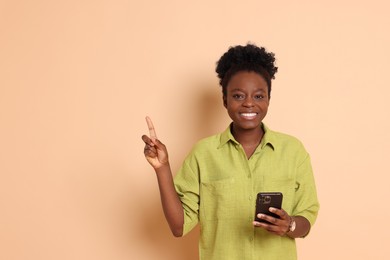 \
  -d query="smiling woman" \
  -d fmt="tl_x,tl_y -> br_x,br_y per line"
224,71 -> 270,156
1,1 -> 389,259
141,43 -> 319,260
